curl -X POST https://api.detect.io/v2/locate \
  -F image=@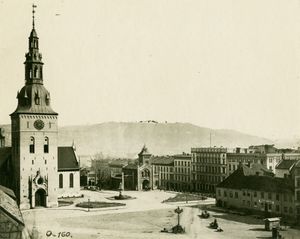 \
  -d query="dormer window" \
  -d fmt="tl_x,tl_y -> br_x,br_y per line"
35,93 -> 40,105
